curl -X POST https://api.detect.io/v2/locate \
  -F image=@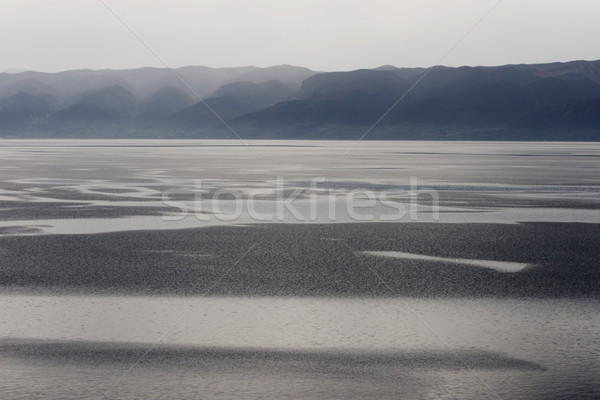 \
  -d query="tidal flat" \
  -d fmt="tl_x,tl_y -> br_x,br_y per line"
1,140 -> 599,399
